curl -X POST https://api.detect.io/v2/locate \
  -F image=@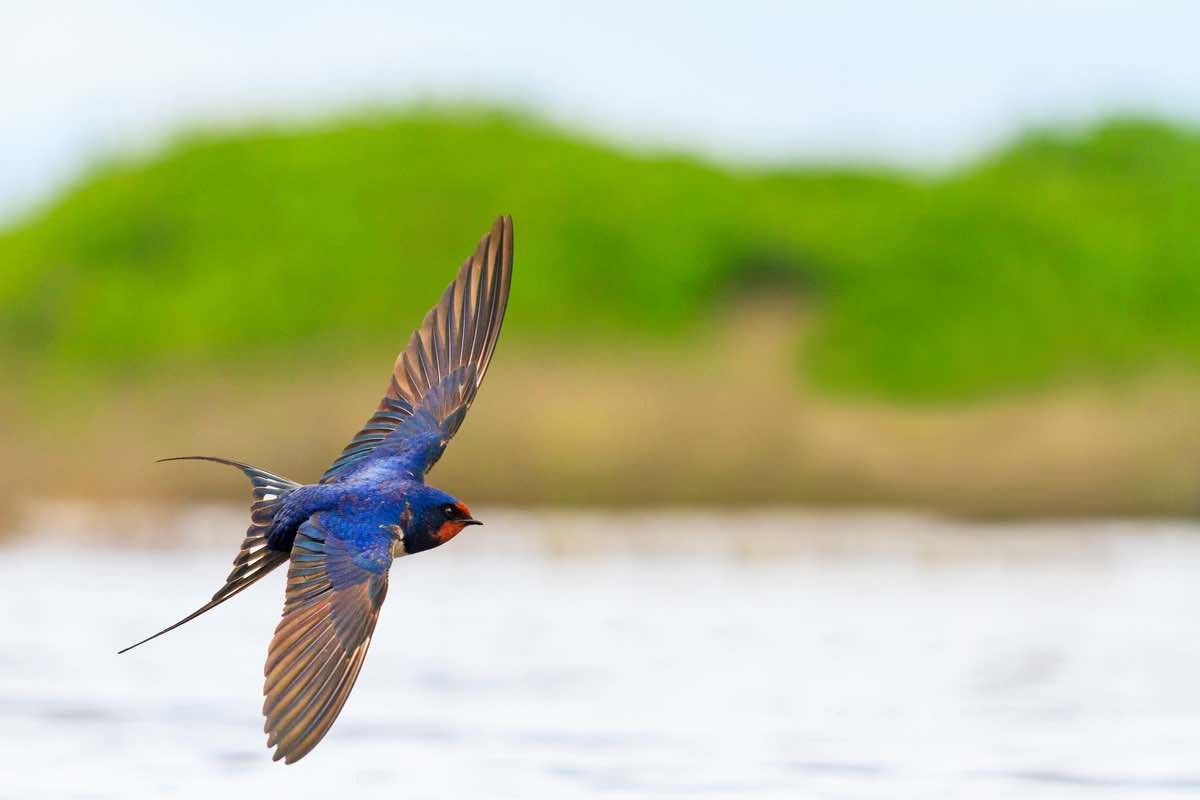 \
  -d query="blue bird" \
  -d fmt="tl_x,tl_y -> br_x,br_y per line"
120,216 -> 514,763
